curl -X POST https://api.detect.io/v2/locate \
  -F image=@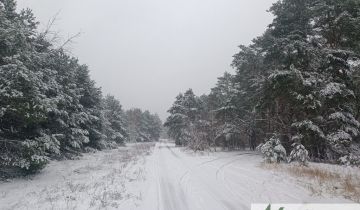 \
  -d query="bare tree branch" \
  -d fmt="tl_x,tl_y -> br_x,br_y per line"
39,10 -> 61,40
59,31 -> 82,51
